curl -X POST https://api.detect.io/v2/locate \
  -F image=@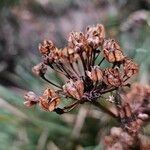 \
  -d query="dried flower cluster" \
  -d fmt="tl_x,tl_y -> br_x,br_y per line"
104,84 -> 150,150
24,24 -> 138,114
23,24 -> 150,149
